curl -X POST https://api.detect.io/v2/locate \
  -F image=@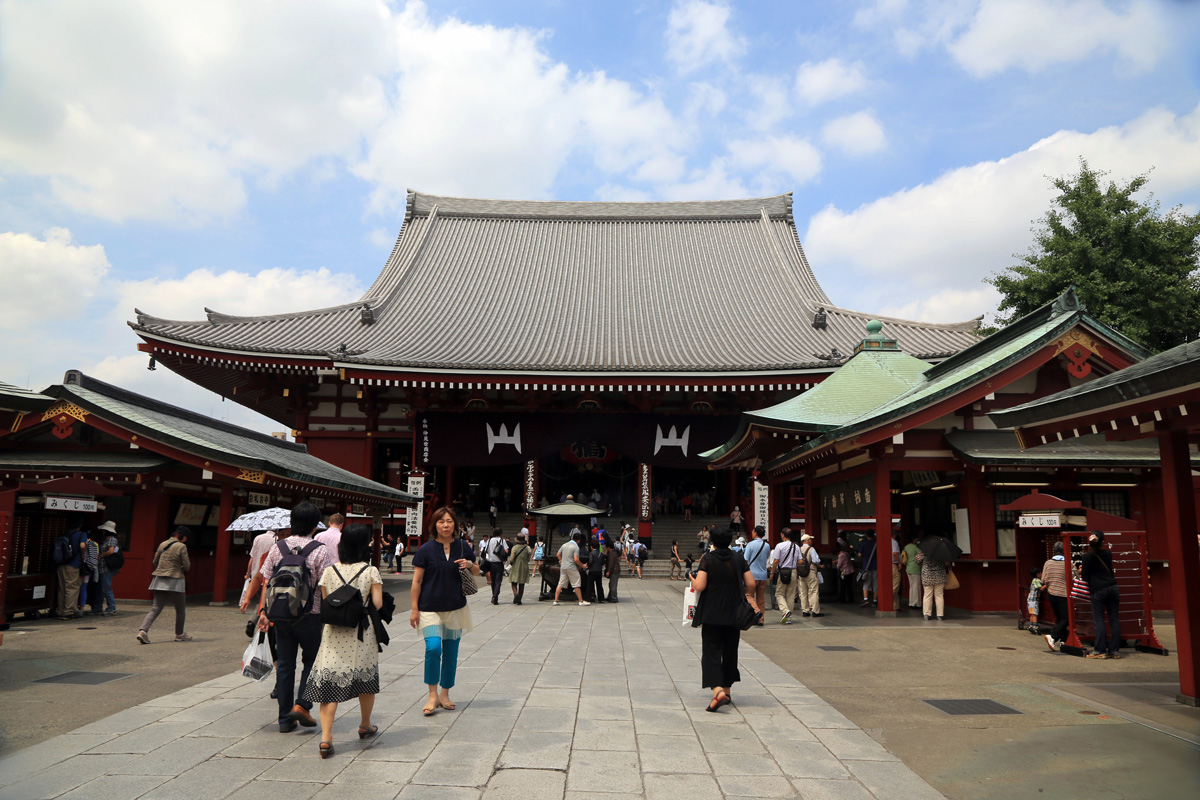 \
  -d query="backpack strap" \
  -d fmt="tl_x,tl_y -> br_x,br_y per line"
299,540 -> 322,558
